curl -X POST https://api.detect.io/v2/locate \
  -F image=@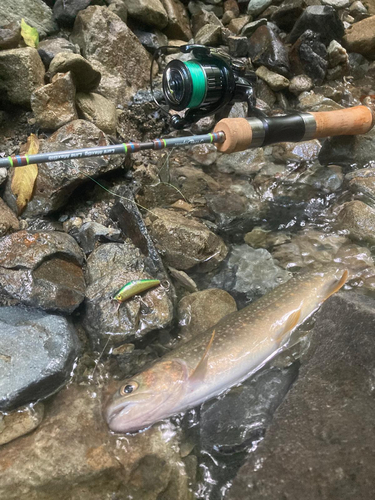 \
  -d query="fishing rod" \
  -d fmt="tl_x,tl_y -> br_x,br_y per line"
0,106 -> 373,168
